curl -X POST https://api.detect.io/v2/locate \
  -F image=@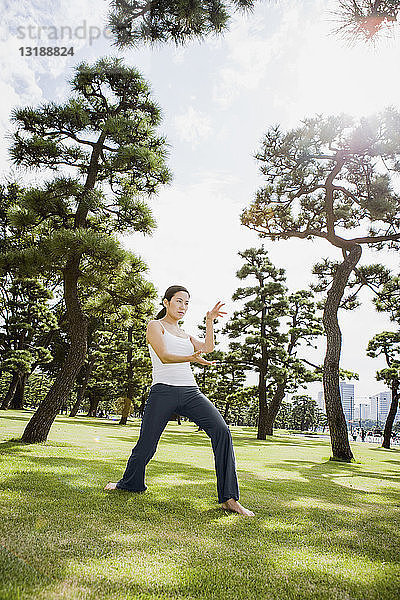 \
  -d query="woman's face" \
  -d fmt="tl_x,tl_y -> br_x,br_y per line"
165,291 -> 190,320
